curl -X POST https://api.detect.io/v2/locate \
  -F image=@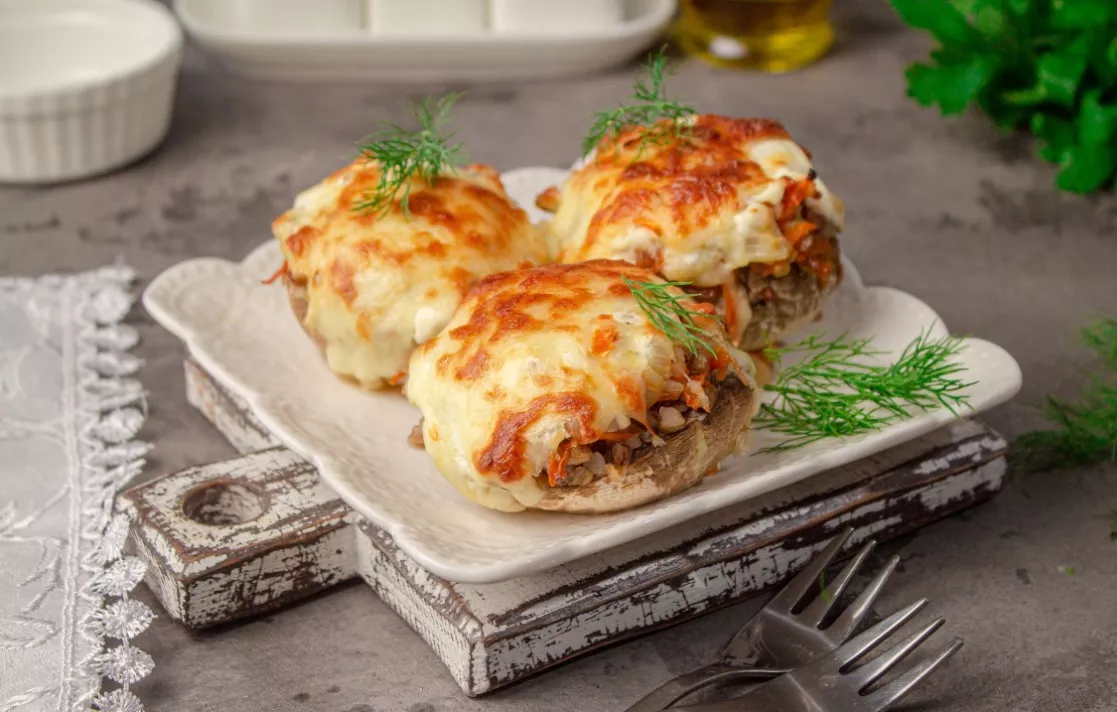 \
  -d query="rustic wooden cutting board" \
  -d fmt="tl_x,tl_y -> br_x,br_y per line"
119,358 -> 1009,696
